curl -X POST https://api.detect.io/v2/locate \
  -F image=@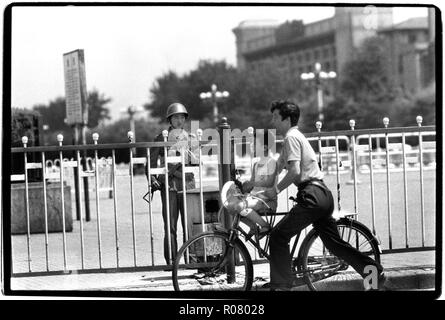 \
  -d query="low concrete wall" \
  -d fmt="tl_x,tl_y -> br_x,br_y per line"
11,182 -> 73,234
